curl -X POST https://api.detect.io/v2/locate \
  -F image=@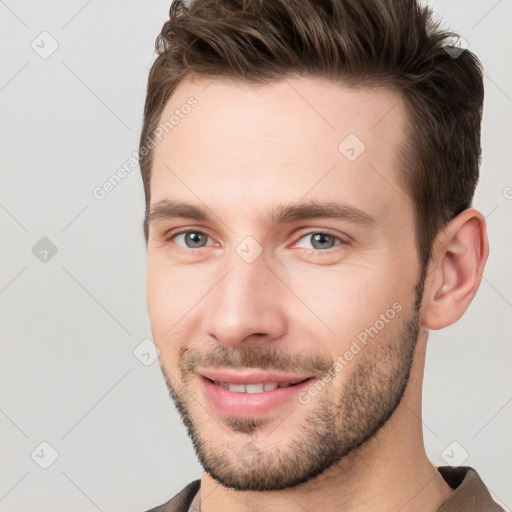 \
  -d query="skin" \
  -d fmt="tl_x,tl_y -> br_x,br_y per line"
145,74 -> 488,512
